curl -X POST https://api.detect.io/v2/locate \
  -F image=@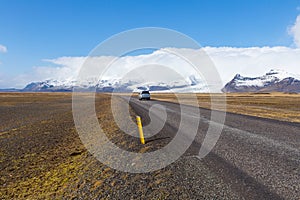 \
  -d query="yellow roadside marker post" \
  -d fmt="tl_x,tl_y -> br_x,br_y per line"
136,116 -> 145,144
